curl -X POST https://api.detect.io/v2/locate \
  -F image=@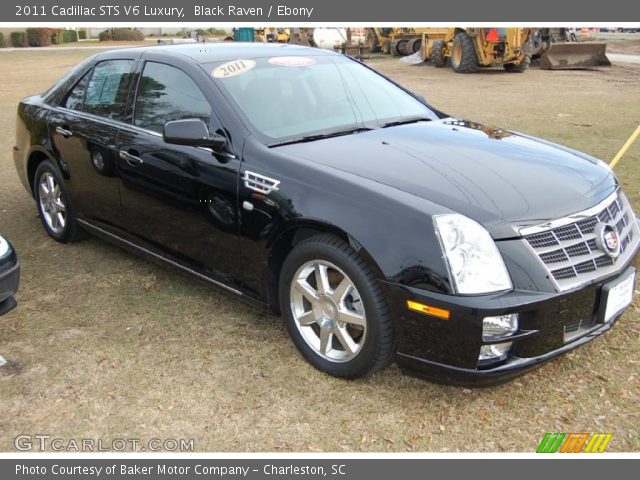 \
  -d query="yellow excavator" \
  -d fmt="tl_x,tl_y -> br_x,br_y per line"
419,28 -> 532,73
